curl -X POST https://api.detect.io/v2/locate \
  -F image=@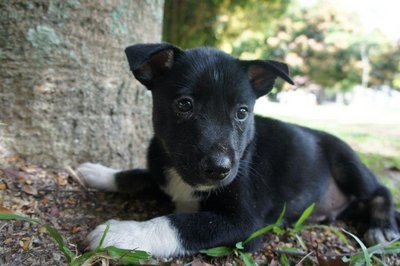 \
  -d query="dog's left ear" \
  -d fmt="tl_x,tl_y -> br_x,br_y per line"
125,43 -> 183,87
241,60 -> 295,97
